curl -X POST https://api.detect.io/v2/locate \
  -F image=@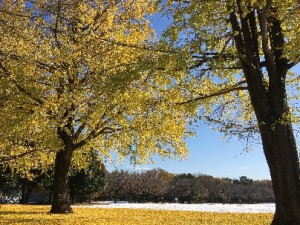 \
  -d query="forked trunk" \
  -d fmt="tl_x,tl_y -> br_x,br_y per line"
50,147 -> 73,214
228,1 -> 300,223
